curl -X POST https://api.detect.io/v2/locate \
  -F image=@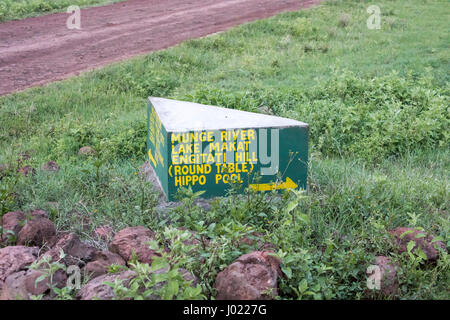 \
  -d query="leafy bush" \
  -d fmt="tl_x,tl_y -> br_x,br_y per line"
106,227 -> 205,300
184,71 -> 449,162
48,117 -> 146,160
